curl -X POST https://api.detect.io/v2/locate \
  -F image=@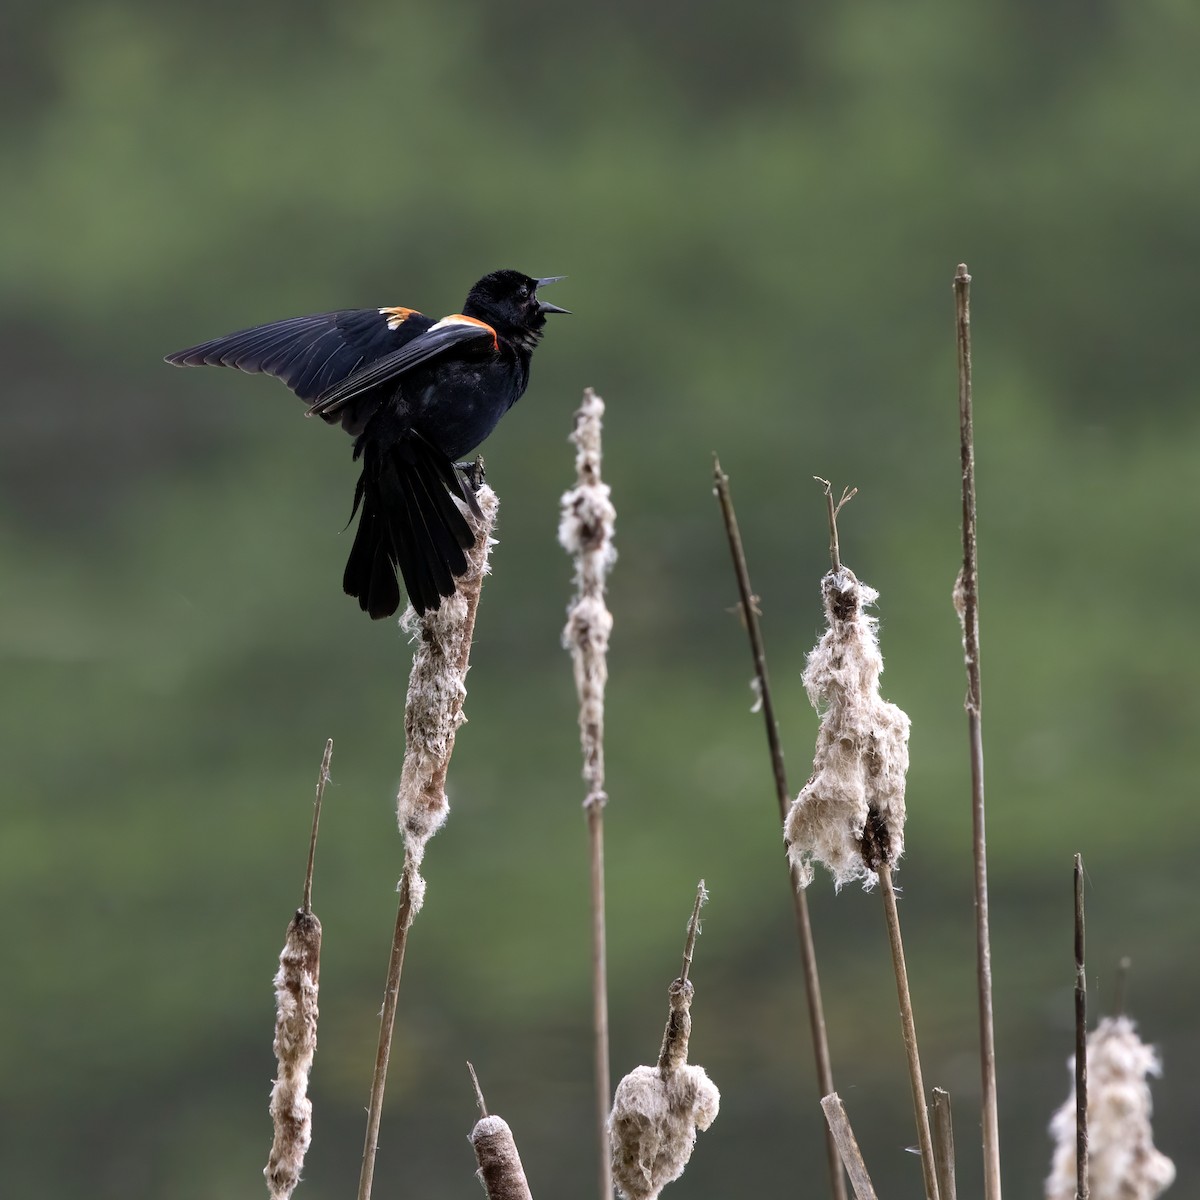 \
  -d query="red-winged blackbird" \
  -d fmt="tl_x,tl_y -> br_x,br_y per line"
166,269 -> 568,619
